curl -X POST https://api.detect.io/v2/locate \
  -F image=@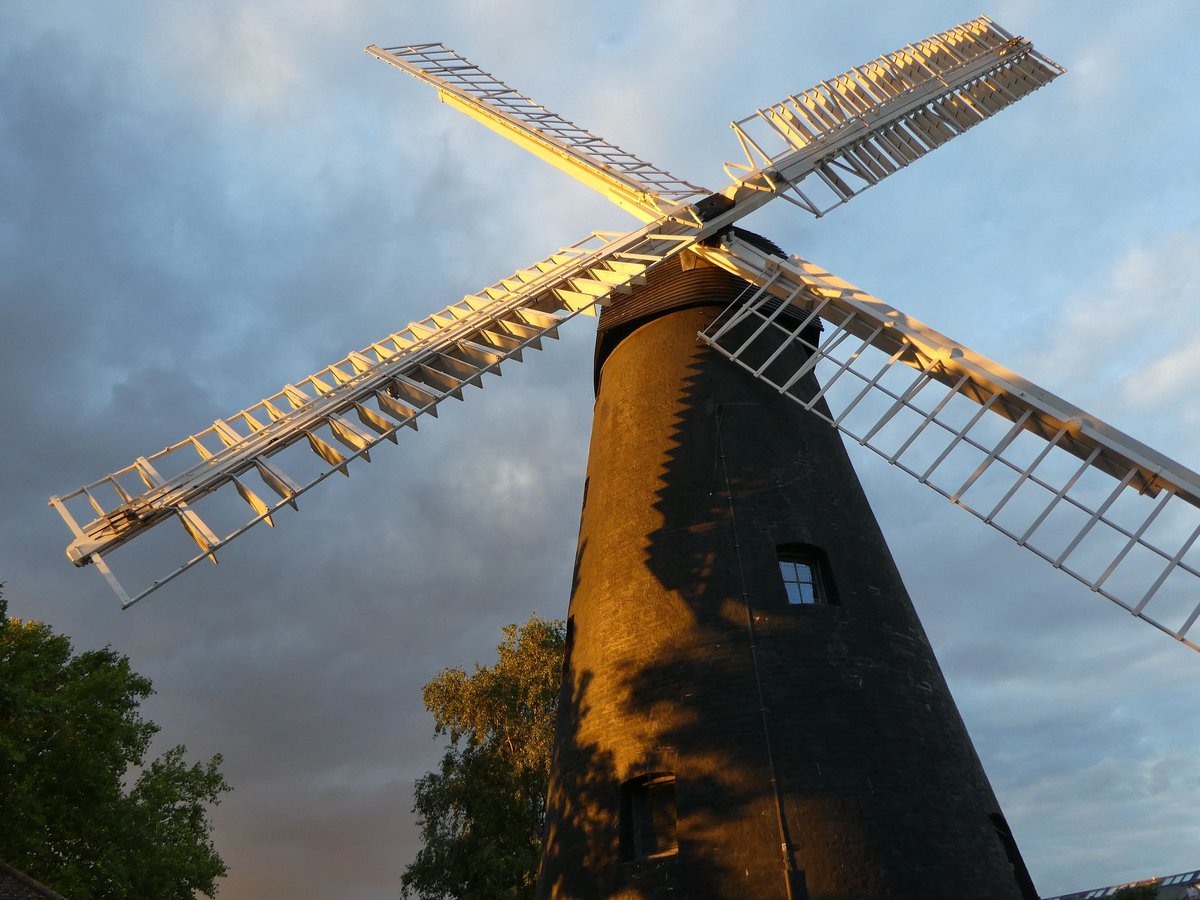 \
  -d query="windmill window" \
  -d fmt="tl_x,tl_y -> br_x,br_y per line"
620,773 -> 678,861
778,546 -> 832,605
781,558 -> 818,604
